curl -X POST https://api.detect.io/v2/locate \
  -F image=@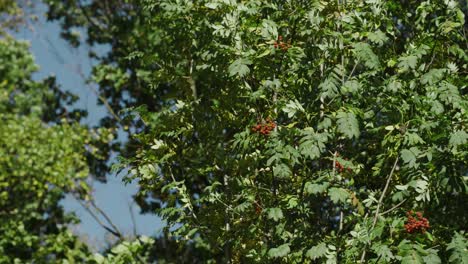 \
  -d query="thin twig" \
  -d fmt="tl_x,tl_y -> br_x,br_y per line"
89,199 -> 123,238
128,201 -> 138,237
360,156 -> 399,263
332,151 -> 337,177
223,173 -> 232,263
77,1 -> 106,32
371,157 -> 399,228
72,194 -> 122,238
425,32 -> 440,71
346,60 -> 359,81
380,199 -> 407,216
332,151 -> 345,233
339,211 -> 344,231
74,65 -> 123,122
